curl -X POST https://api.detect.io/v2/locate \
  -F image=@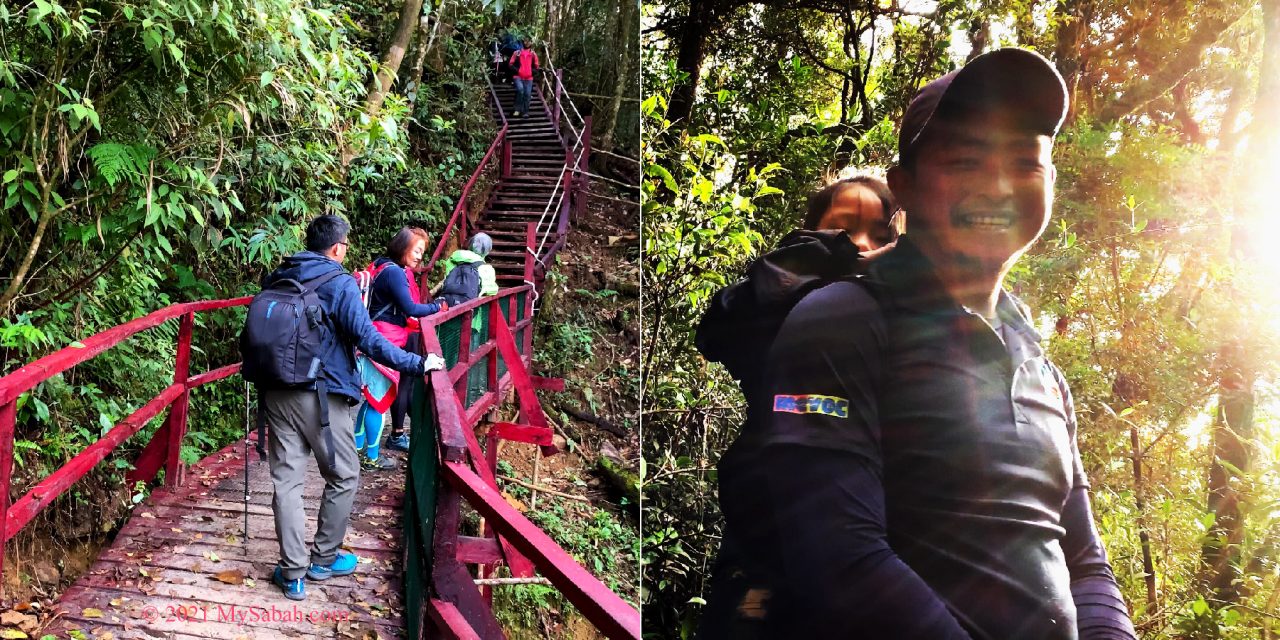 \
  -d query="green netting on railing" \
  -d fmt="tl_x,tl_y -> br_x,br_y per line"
466,363 -> 487,406
509,295 -> 526,357
437,315 -> 465,368
472,305 -> 490,355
